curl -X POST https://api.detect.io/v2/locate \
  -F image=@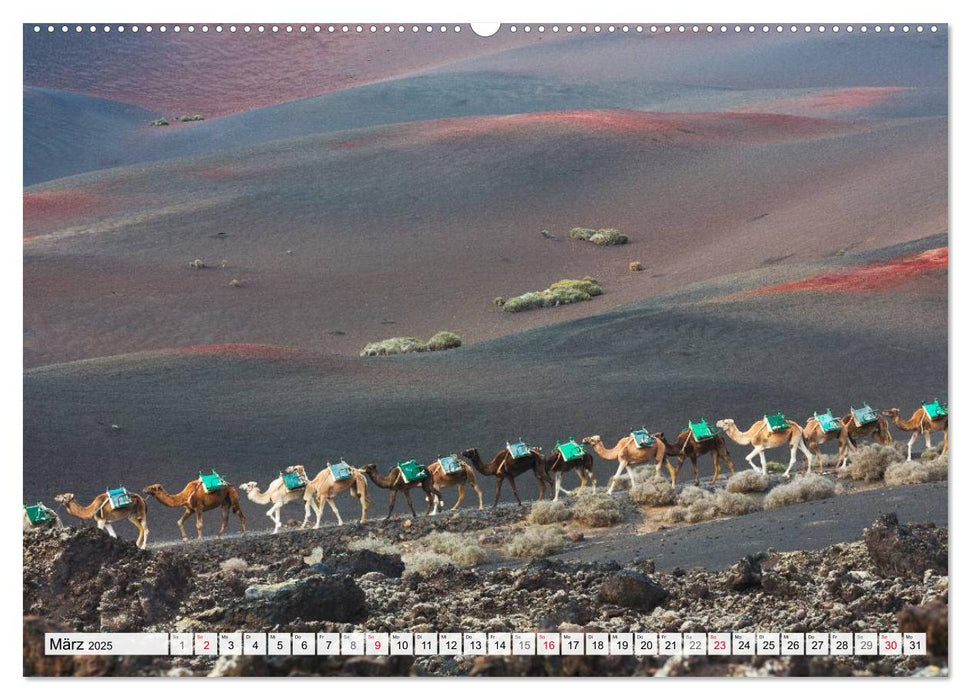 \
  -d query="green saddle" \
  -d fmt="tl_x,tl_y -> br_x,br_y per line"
630,429 -> 655,448
814,410 -> 842,433
555,438 -> 586,461
397,460 -> 430,484
764,412 -> 789,433
851,404 -> 878,427
282,471 -> 307,491
328,461 -> 354,482
199,470 -> 228,493
688,418 -> 716,442
106,486 -> 132,508
438,454 -> 464,475
923,399 -> 948,420
24,502 -> 54,525
506,441 -> 531,459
